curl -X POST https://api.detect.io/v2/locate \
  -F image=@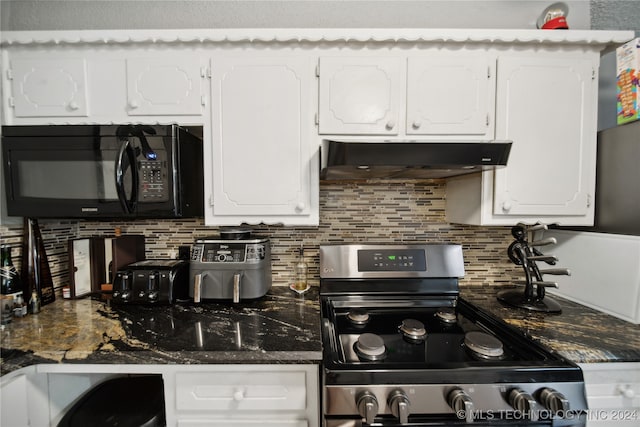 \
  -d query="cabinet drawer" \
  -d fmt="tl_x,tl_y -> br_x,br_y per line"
178,420 -> 307,427
176,371 -> 307,412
